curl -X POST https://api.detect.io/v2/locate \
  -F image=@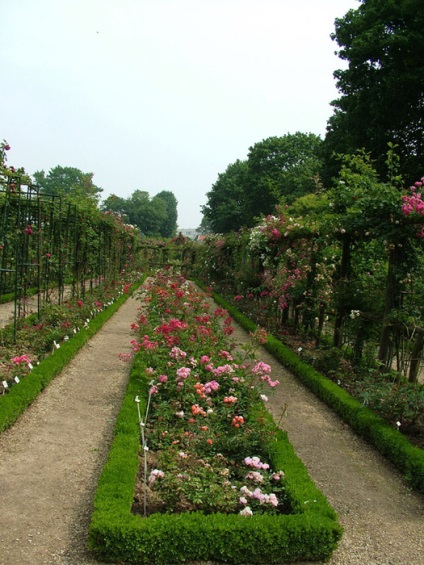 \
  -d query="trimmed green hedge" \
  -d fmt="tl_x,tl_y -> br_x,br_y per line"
0,279 -> 145,433
89,350 -> 342,564
206,287 -> 424,495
